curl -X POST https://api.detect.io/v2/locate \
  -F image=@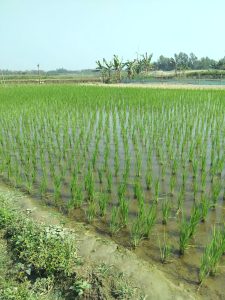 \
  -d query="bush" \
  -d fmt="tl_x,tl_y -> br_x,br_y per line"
9,221 -> 78,277
0,196 -> 79,299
